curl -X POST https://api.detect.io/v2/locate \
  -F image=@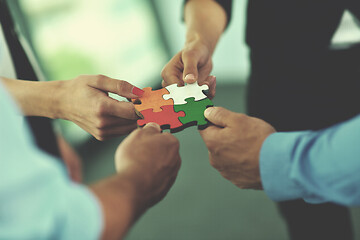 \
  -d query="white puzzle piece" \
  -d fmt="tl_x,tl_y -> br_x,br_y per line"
163,82 -> 209,104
